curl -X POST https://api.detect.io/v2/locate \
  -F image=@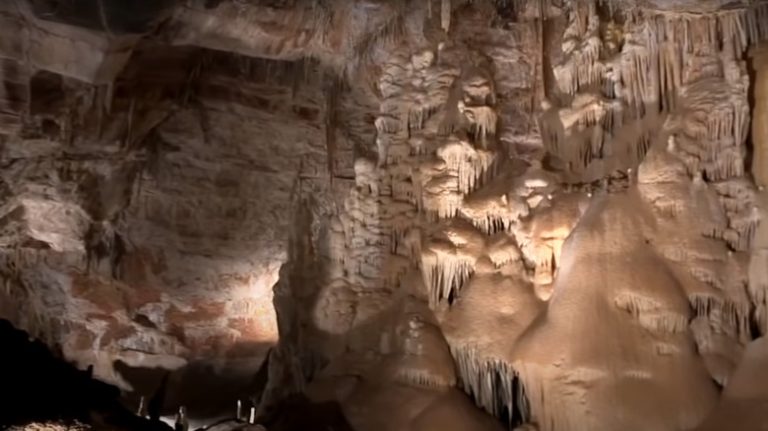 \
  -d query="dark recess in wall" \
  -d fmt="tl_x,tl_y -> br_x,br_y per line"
0,319 -> 170,430
30,0 -> 178,34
